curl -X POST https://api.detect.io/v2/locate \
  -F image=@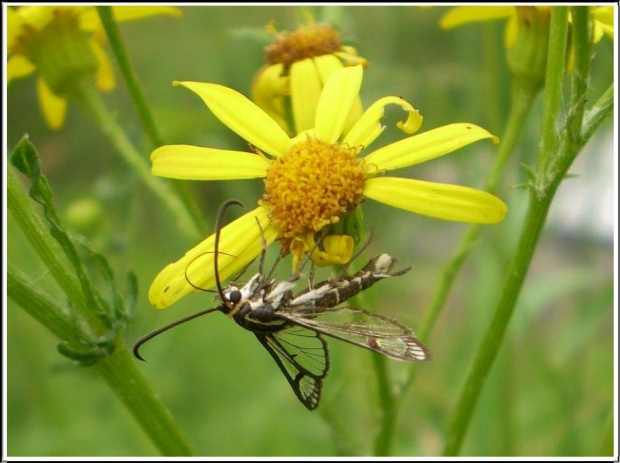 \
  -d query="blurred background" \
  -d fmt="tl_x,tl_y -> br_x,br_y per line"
7,5 -> 614,456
